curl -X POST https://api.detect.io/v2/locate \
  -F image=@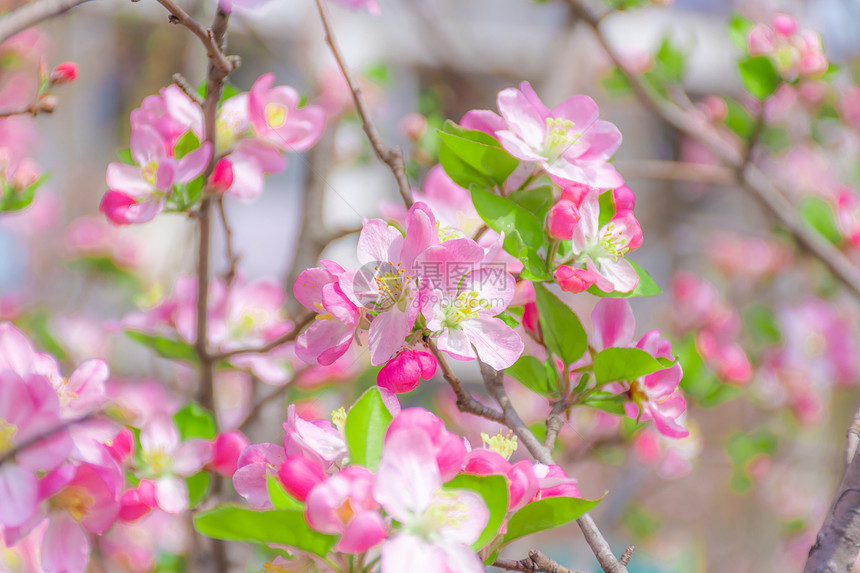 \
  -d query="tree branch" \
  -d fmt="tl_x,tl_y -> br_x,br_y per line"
0,410 -> 103,467
216,195 -> 239,285
564,0 -> 860,302
210,312 -> 314,361
804,404 -> 860,572
494,550 -> 581,573
426,340 -> 505,424
154,0 -> 234,76
313,0 -> 413,208
0,0 -> 93,45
